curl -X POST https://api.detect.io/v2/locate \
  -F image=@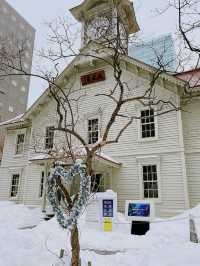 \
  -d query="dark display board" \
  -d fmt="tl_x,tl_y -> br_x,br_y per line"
103,199 -> 113,218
